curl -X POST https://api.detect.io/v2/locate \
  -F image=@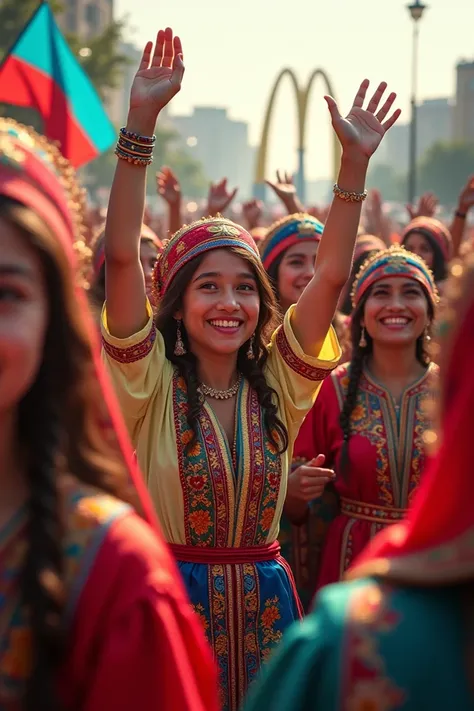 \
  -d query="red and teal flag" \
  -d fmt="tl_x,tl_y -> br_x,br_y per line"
0,1 -> 115,167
